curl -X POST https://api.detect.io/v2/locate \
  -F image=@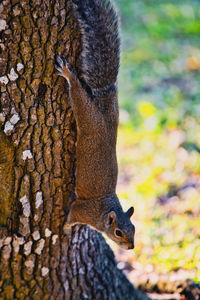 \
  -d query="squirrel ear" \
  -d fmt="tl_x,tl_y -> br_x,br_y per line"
126,207 -> 134,218
106,211 -> 116,226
